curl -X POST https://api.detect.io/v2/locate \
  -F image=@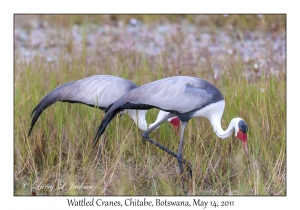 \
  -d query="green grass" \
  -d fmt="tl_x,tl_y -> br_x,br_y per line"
14,14 -> 286,196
